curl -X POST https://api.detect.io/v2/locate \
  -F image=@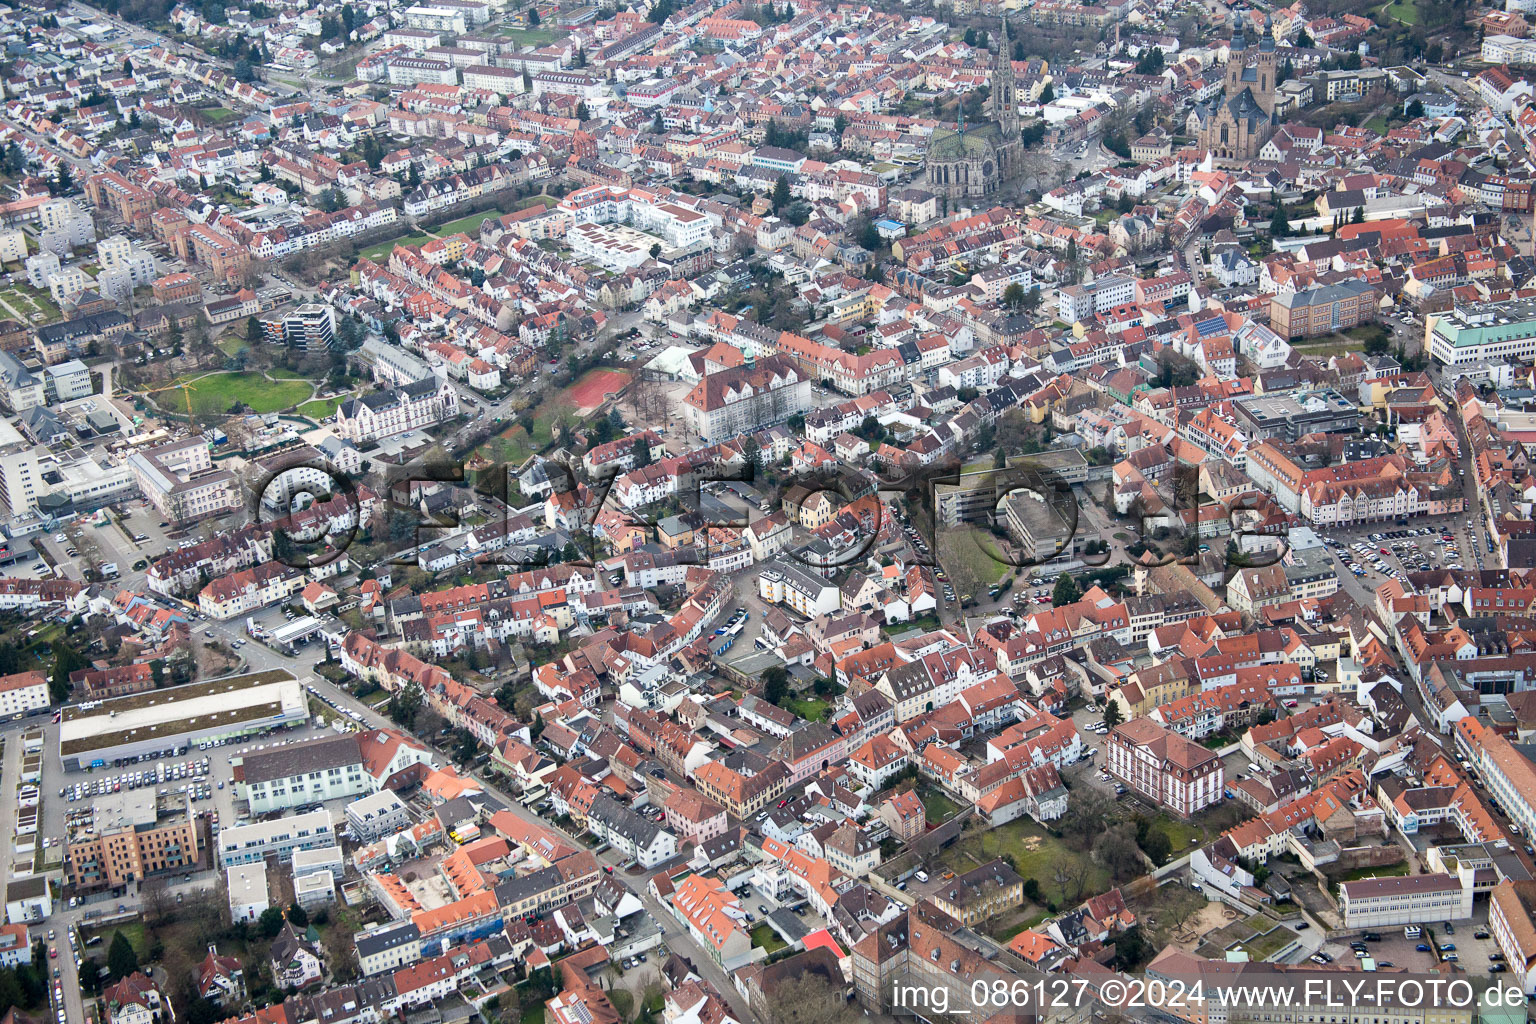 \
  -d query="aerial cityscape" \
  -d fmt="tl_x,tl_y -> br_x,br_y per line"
0,0 -> 1535,1021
